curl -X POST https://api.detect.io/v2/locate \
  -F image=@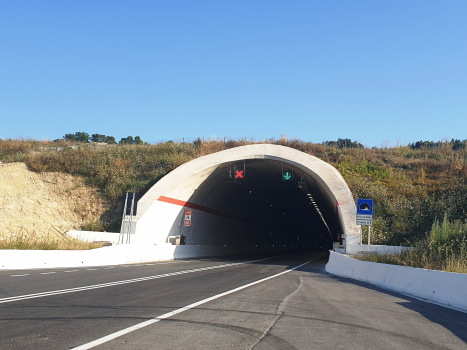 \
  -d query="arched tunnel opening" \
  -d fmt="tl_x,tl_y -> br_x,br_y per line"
133,145 -> 359,256
161,159 -> 341,251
